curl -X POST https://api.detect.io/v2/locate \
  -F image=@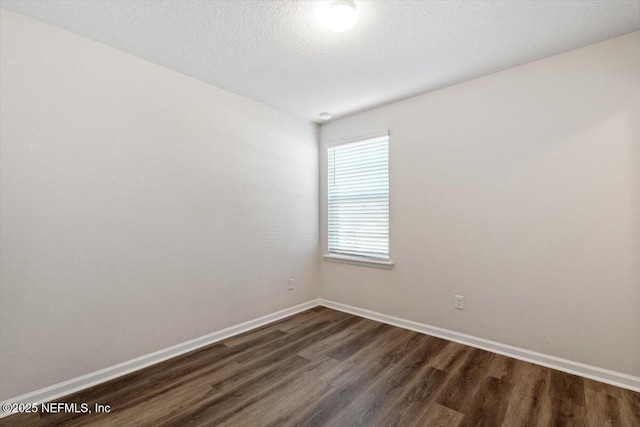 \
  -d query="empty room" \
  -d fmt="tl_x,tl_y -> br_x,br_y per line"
0,0 -> 638,426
